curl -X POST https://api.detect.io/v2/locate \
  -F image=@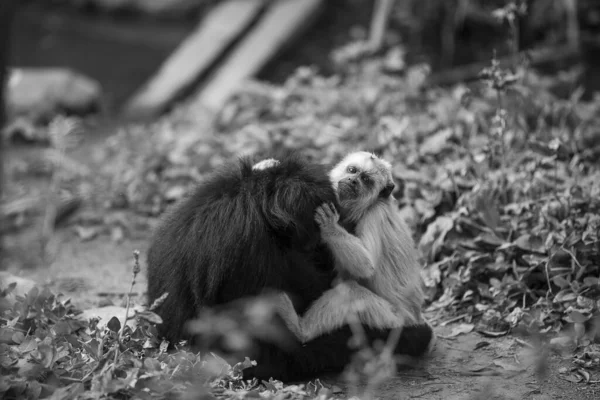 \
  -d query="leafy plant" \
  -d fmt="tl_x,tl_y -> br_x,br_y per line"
1,250 -> 363,399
